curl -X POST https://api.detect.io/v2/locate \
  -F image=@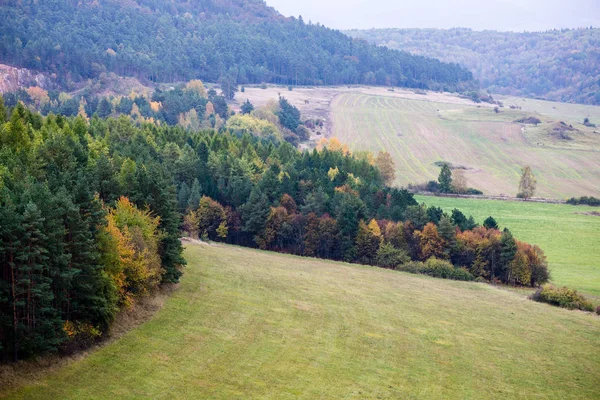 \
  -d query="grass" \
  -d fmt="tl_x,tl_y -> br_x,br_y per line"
415,195 -> 600,297
331,93 -> 600,198
4,244 -> 600,399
